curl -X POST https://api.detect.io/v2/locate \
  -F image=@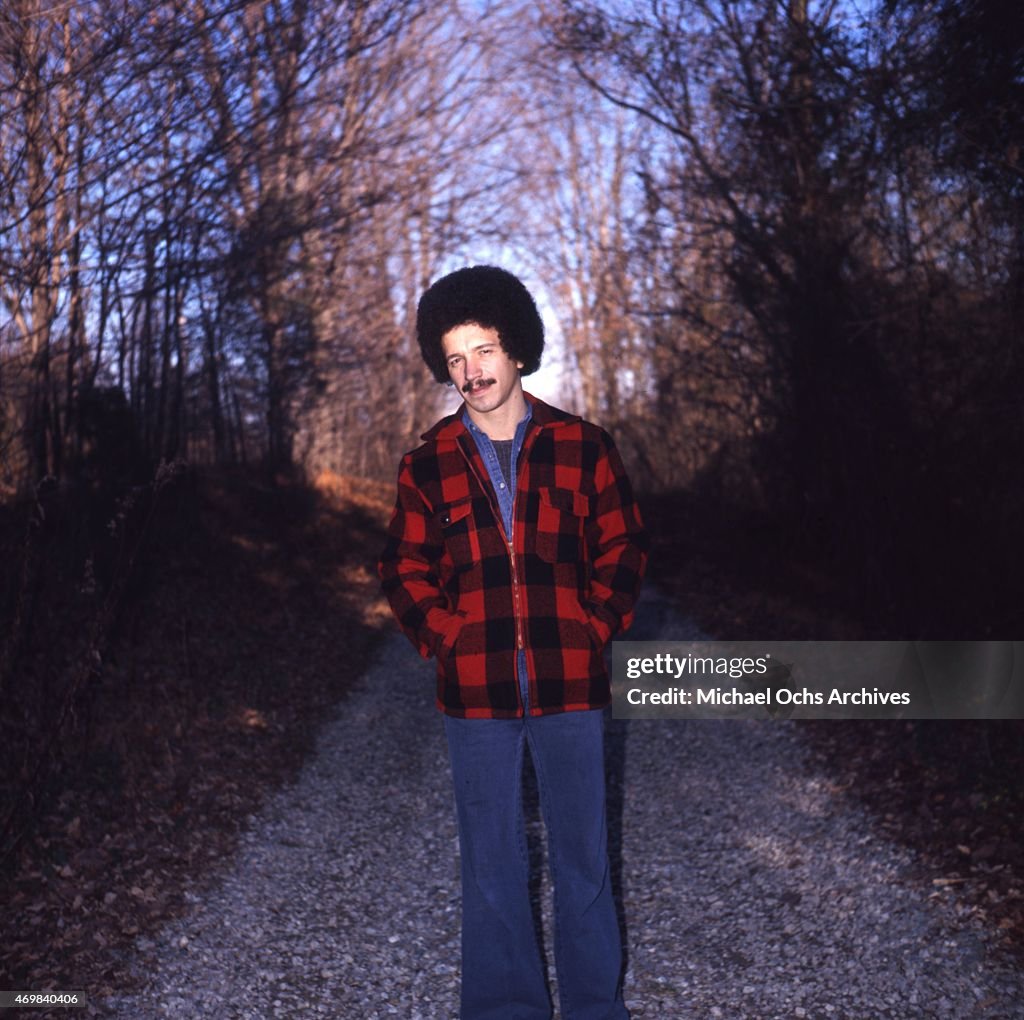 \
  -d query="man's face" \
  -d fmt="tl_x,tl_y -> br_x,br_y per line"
441,323 -> 524,417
